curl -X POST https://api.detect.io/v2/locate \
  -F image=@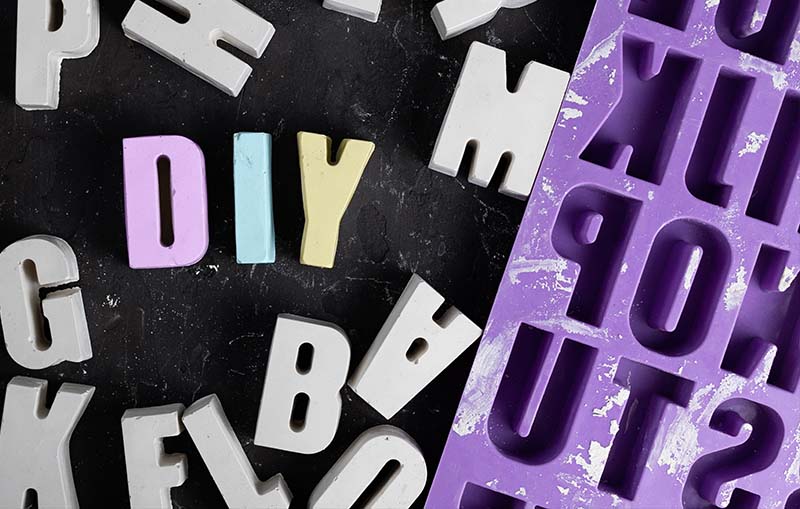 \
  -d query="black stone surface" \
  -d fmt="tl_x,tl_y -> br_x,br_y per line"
0,0 -> 595,507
